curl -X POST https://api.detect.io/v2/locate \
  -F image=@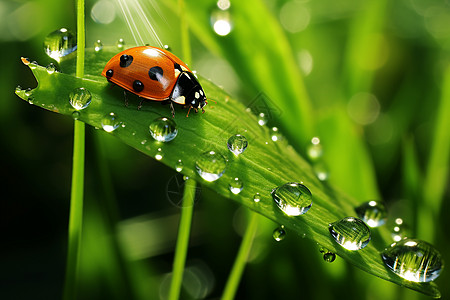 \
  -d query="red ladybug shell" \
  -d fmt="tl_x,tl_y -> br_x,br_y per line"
101,46 -> 191,101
